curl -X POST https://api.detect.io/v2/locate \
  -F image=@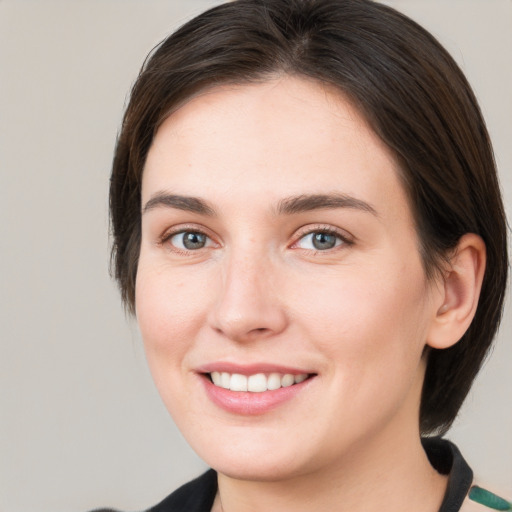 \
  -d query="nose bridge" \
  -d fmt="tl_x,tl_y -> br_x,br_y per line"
209,241 -> 287,341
